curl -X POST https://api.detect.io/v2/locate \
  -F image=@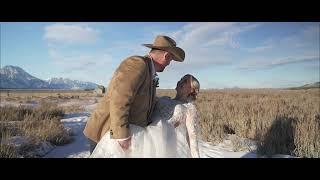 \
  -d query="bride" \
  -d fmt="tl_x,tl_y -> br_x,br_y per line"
90,74 -> 201,158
